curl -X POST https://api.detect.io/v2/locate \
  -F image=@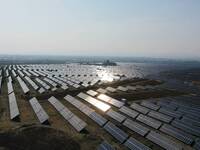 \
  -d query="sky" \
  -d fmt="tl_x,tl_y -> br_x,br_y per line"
0,0 -> 200,59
